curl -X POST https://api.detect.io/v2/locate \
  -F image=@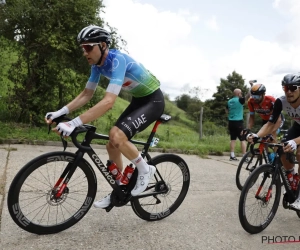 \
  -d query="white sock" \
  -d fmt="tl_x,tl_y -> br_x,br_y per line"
131,154 -> 149,174
286,168 -> 295,175
230,152 -> 235,157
